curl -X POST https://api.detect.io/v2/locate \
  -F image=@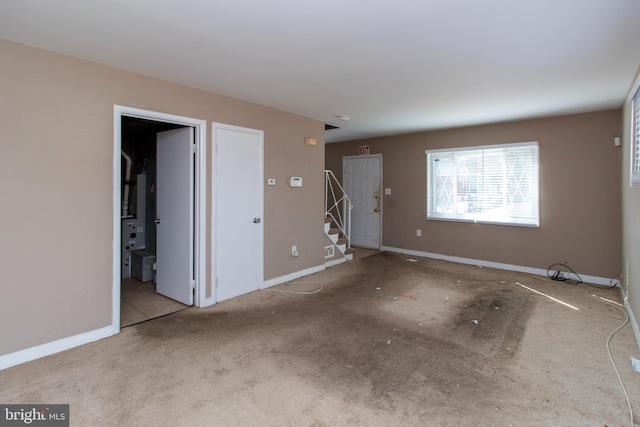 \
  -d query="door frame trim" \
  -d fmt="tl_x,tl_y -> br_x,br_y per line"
211,122 -> 264,304
112,105 -> 208,333
343,154 -> 383,250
